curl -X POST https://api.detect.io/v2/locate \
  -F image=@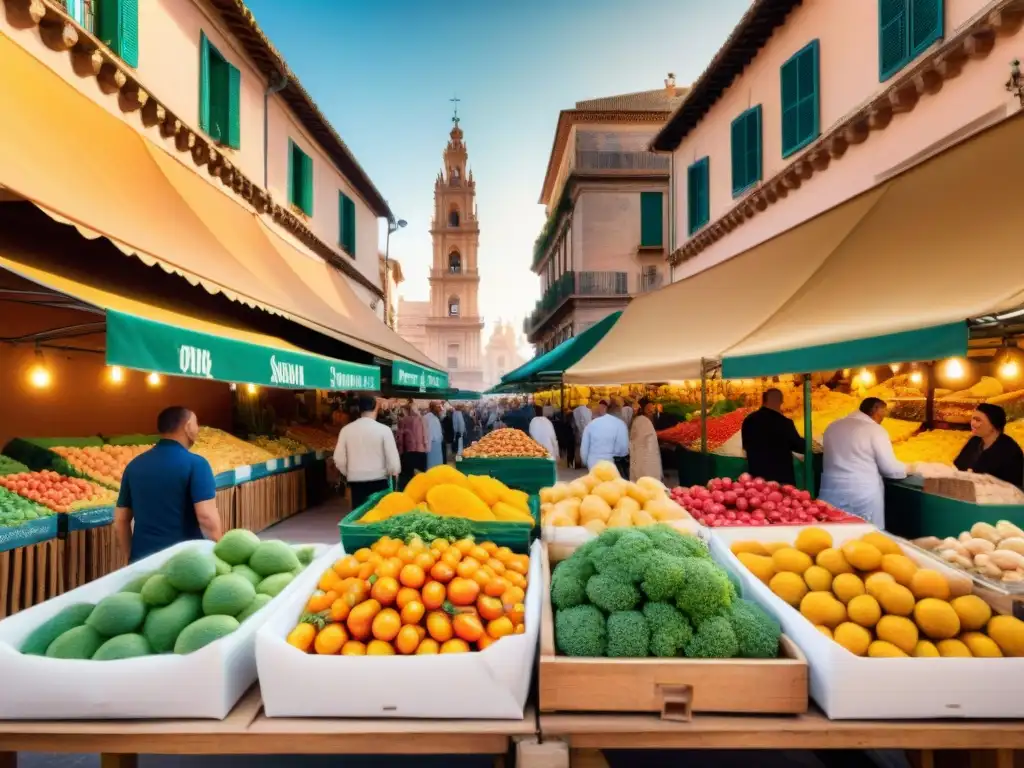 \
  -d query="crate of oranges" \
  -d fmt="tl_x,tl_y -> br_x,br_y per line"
255,534 -> 541,718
